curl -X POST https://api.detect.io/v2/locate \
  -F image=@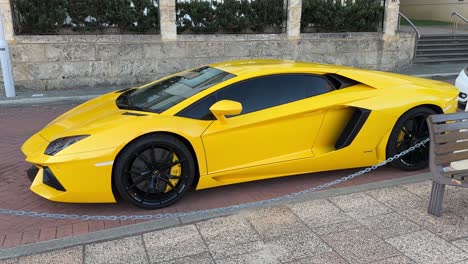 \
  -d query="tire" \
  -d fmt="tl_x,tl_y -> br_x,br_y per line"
114,134 -> 195,209
386,106 -> 436,171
